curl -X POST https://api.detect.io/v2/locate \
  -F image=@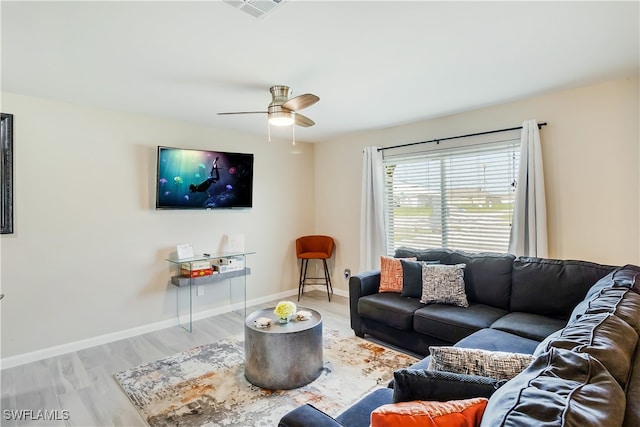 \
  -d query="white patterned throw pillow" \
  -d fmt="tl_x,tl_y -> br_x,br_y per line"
428,346 -> 535,381
420,263 -> 468,307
